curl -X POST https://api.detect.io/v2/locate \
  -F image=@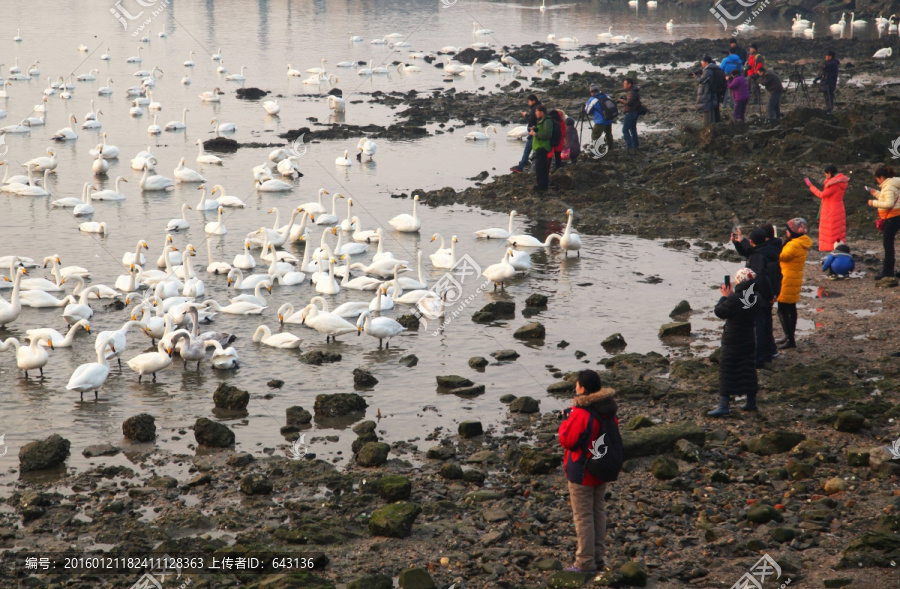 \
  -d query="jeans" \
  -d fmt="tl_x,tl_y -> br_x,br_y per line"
724,88 -> 733,109
755,302 -> 776,365
733,100 -> 748,121
767,91 -> 782,120
822,87 -> 835,113
534,147 -> 550,189
622,112 -> 639,149
516,136 -> 533,170
591,123 -> 614,151
568,481 -> 607,571
777,302 -> 797,345
882,216 -> 900,277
